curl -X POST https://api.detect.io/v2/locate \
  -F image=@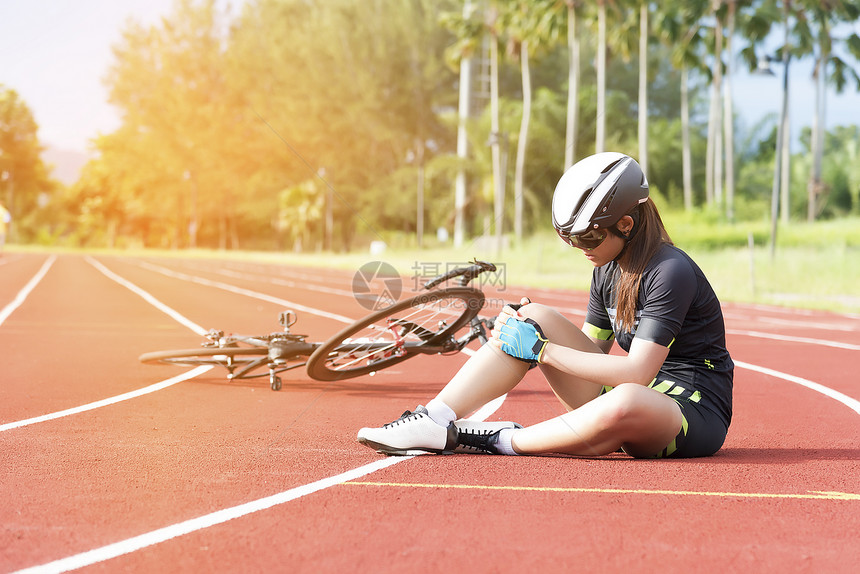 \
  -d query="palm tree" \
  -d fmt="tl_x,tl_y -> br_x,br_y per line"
741,0 -> 859,226
799,0 -> 860,220
603,0 -> 650,174
441,0 -> 485,247
596,0 -> 608,153
720,0 -> 769,222
741,0 -> 793,250
637,0 -> 650,176
658,1 -> 710,211
503,0 -> 561,240
707,0 -> 724,209
564,1 -> 583,170
504,2 -> 531,242
723,0 -> 737,221
486,2 -> 505,249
